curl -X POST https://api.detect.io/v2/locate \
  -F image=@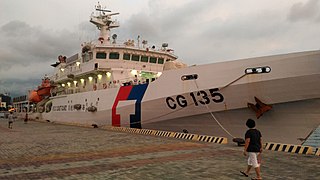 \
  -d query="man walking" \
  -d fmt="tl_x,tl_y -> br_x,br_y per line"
240,119 -> 263,180
8,111 -> 14,129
